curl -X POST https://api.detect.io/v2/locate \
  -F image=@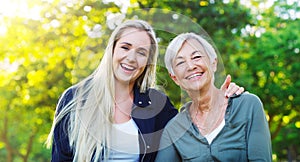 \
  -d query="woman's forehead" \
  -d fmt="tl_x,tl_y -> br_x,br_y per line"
118,28 -> 151,46
177,39 -> 206,57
